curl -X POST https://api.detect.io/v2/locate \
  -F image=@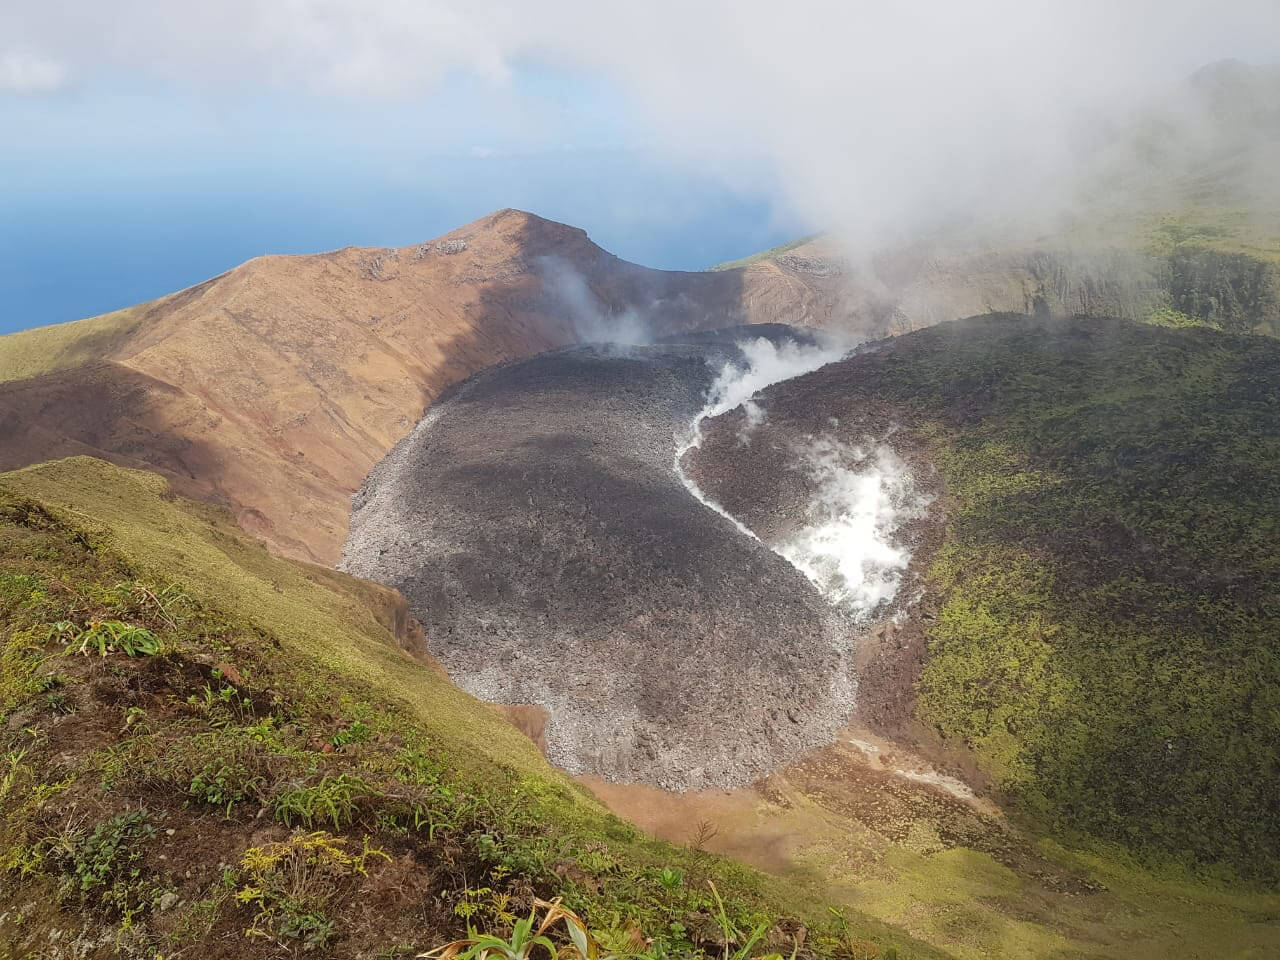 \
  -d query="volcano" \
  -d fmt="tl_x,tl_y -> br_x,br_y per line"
339,325 -> 939,788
